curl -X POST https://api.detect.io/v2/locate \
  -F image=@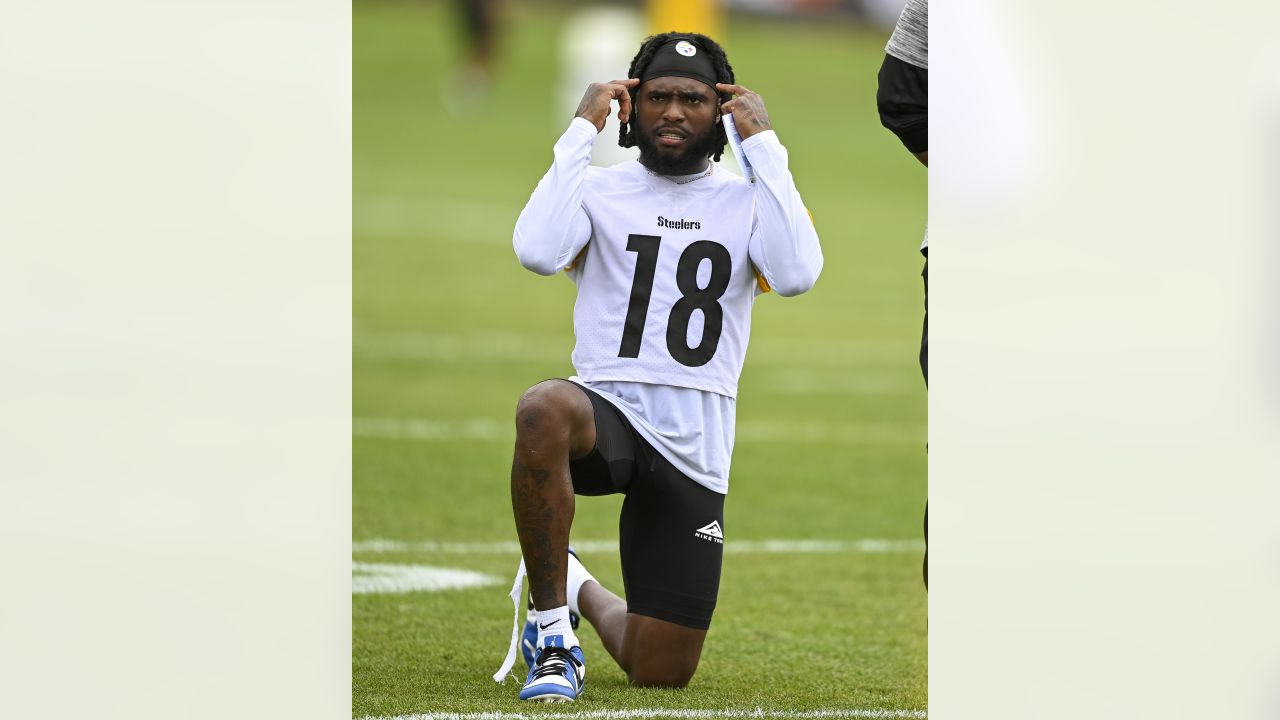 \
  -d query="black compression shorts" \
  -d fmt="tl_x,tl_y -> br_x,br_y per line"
567,381 -> 725,630
877,54 -> 928,154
